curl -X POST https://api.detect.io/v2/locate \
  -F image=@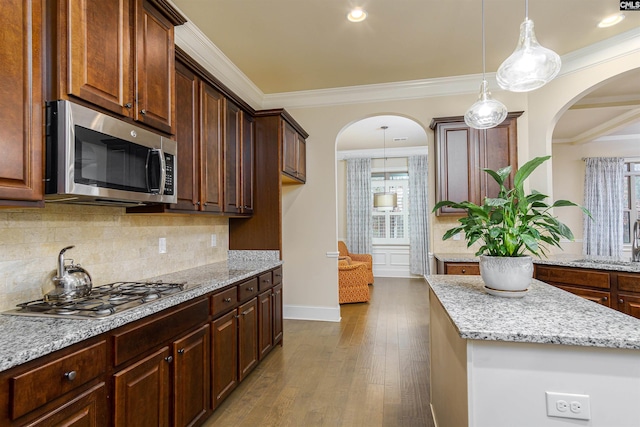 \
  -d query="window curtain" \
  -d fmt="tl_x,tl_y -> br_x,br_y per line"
346,158 -> 372,254
582,157 -> 624,260
408,155 -> 430,275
